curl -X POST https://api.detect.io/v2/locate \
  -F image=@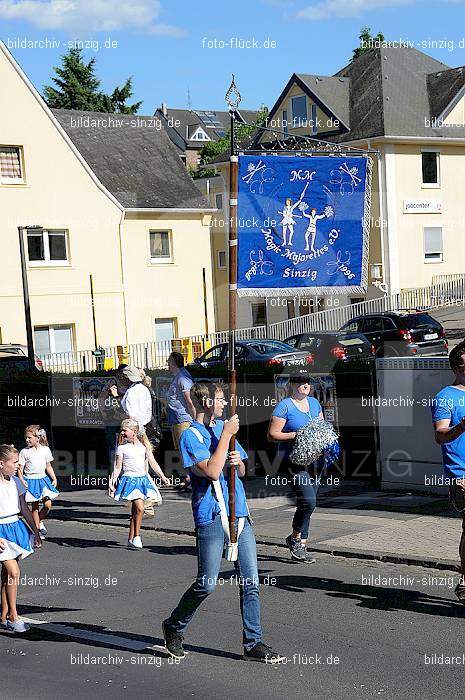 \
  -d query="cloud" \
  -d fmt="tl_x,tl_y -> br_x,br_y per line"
0,0 -> 184,34
296,0 -> 412,20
